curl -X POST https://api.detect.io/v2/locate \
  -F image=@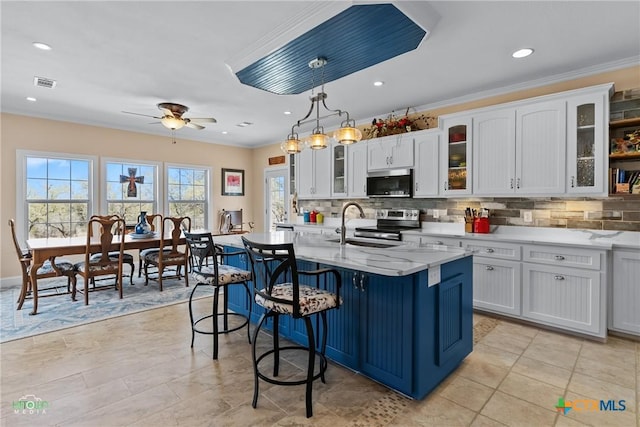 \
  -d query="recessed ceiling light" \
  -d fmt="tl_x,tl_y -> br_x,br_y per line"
33,42 -> 52,51
26,97 -> 37,102
512,48 -> 534,58
284,111 -> 292,115
222,131 -> 228,135
373,81 -> 384,87
236,122 -> 253,127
